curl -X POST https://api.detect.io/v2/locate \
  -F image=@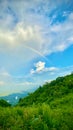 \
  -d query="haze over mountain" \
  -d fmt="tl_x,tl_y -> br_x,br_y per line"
0,91 -> 28,105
